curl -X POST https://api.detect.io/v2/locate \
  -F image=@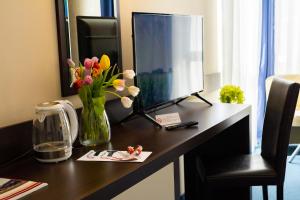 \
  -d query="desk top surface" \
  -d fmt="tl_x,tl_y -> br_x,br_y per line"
0,102 -> 250,200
